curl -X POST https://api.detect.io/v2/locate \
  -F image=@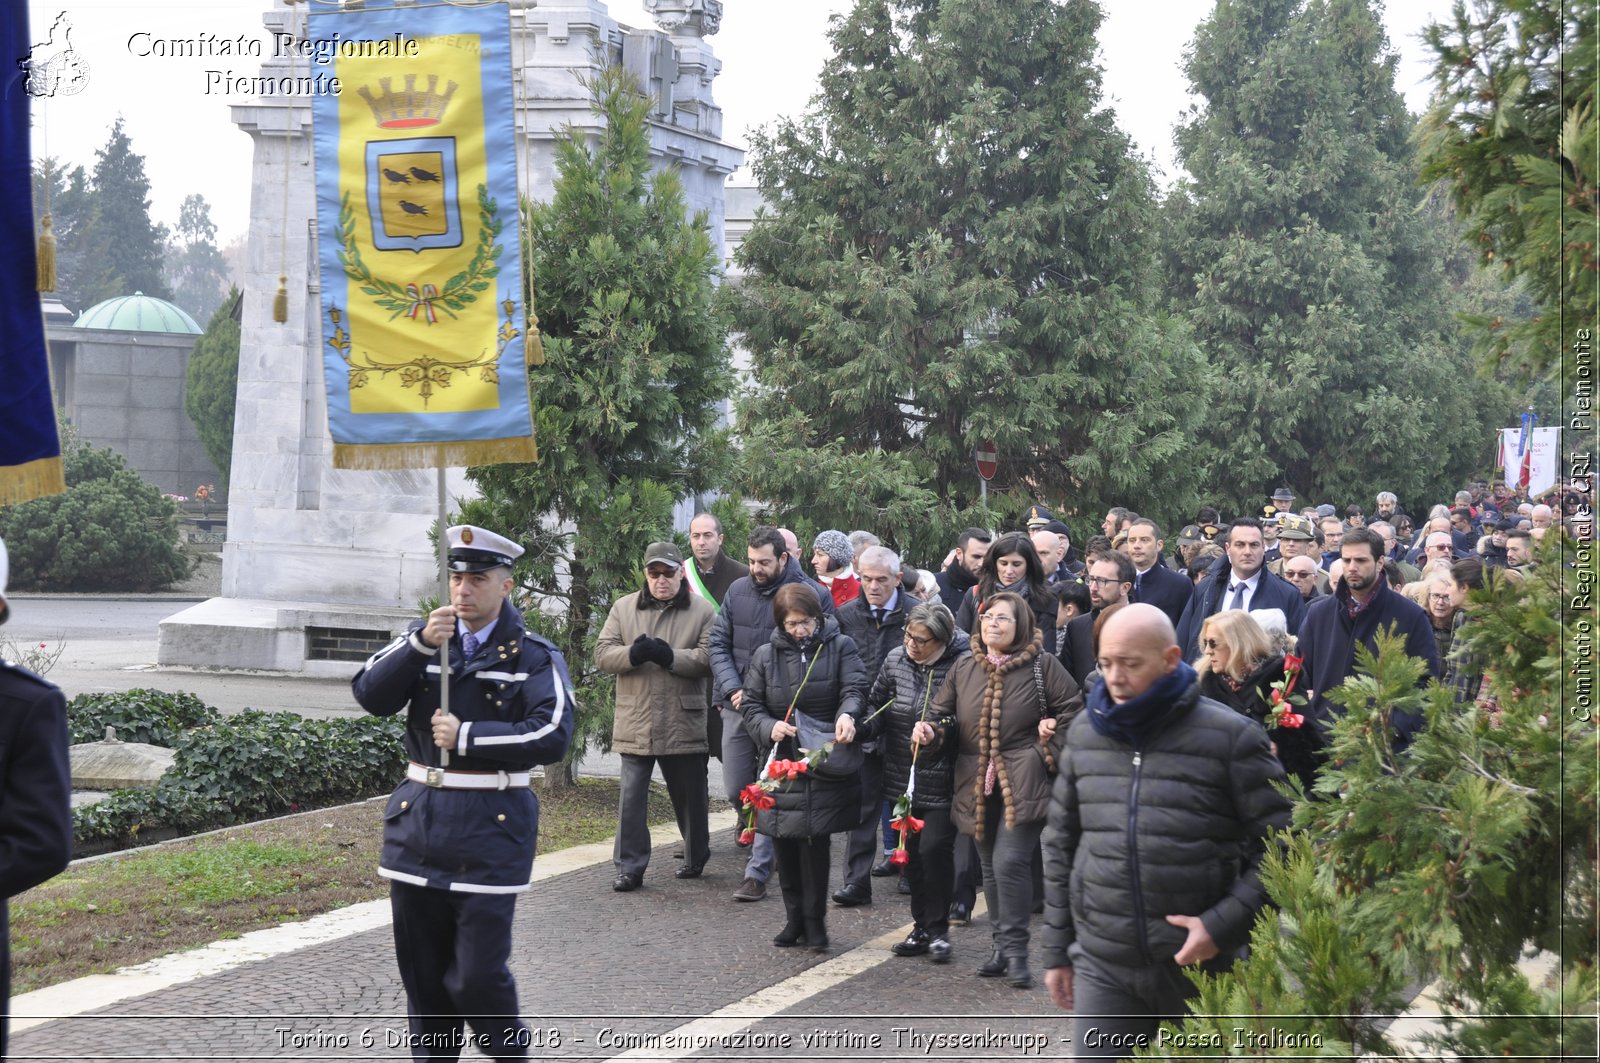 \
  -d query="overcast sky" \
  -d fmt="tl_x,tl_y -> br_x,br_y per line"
24,0 -> 1454,246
